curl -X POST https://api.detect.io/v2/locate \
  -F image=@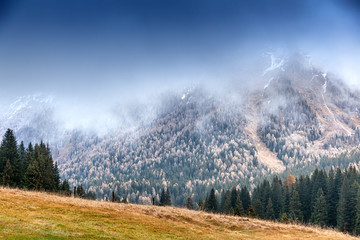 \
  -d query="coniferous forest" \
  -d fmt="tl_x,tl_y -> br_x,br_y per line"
202,167 -> 360,236
0,129 -> 71,194
3,128 -> 360,236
